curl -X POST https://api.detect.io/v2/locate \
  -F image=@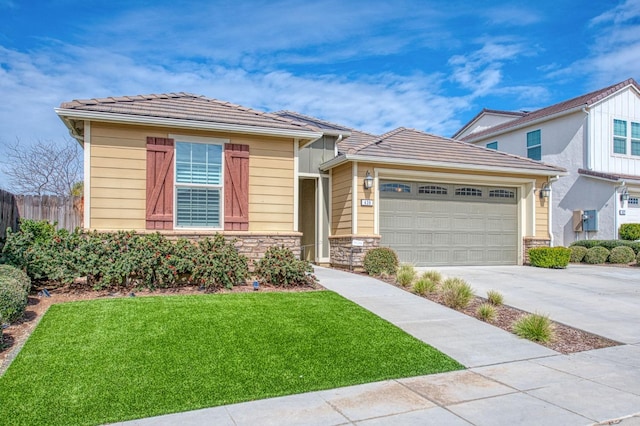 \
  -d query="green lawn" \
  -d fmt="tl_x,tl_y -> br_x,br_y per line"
0,291 -> 463,425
